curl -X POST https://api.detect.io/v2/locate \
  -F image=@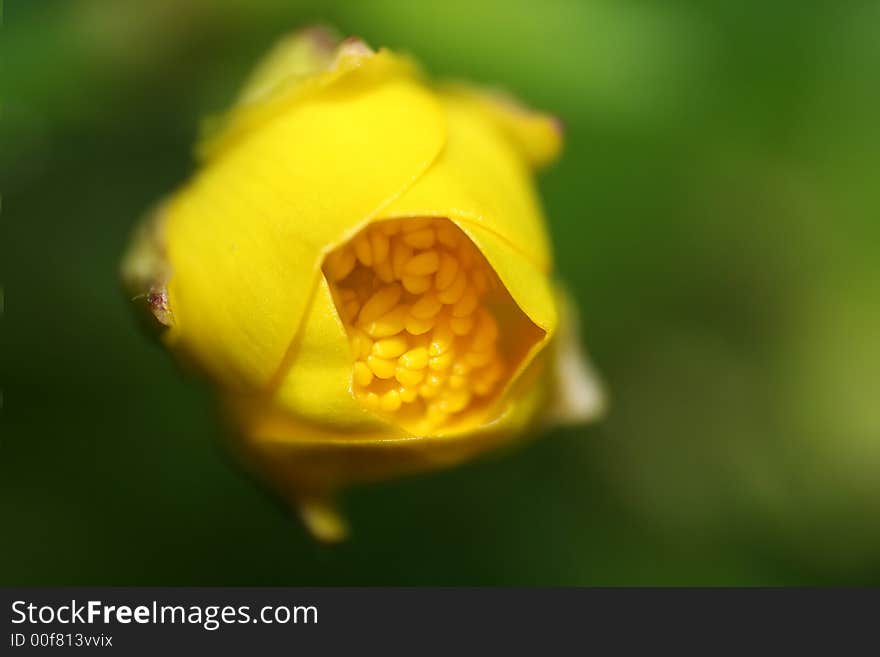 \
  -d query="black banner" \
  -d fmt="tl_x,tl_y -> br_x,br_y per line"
1,588 -> 876,654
